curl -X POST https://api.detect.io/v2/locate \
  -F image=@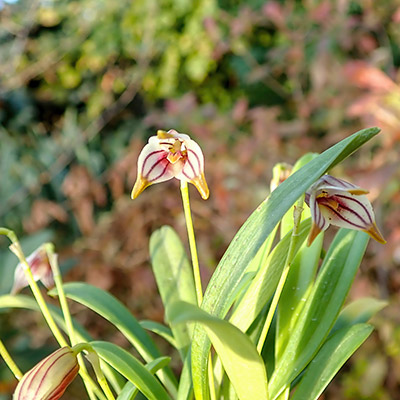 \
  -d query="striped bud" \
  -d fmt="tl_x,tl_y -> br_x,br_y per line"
306,175 -> 386,246
131,129 -> 209,200
13,346 -> 79,400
